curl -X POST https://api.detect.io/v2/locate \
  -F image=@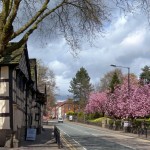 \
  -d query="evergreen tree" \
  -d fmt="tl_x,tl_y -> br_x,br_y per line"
109,72 -> 121,93
140,65 -> 150,84
99,69 -> 122,92
69,67 -> 93,109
